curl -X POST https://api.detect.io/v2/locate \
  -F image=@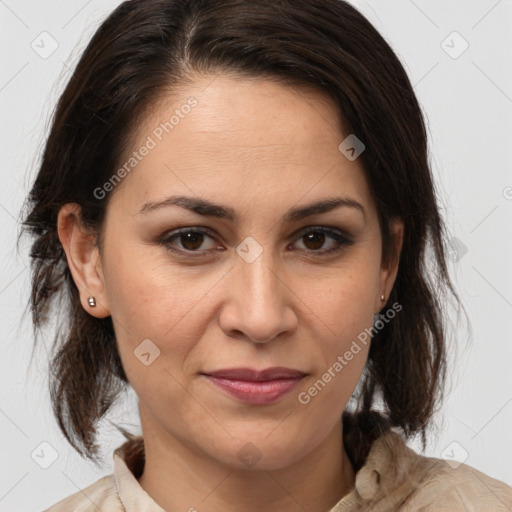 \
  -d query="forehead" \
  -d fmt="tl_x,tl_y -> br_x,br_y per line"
108,74 -> 375,219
